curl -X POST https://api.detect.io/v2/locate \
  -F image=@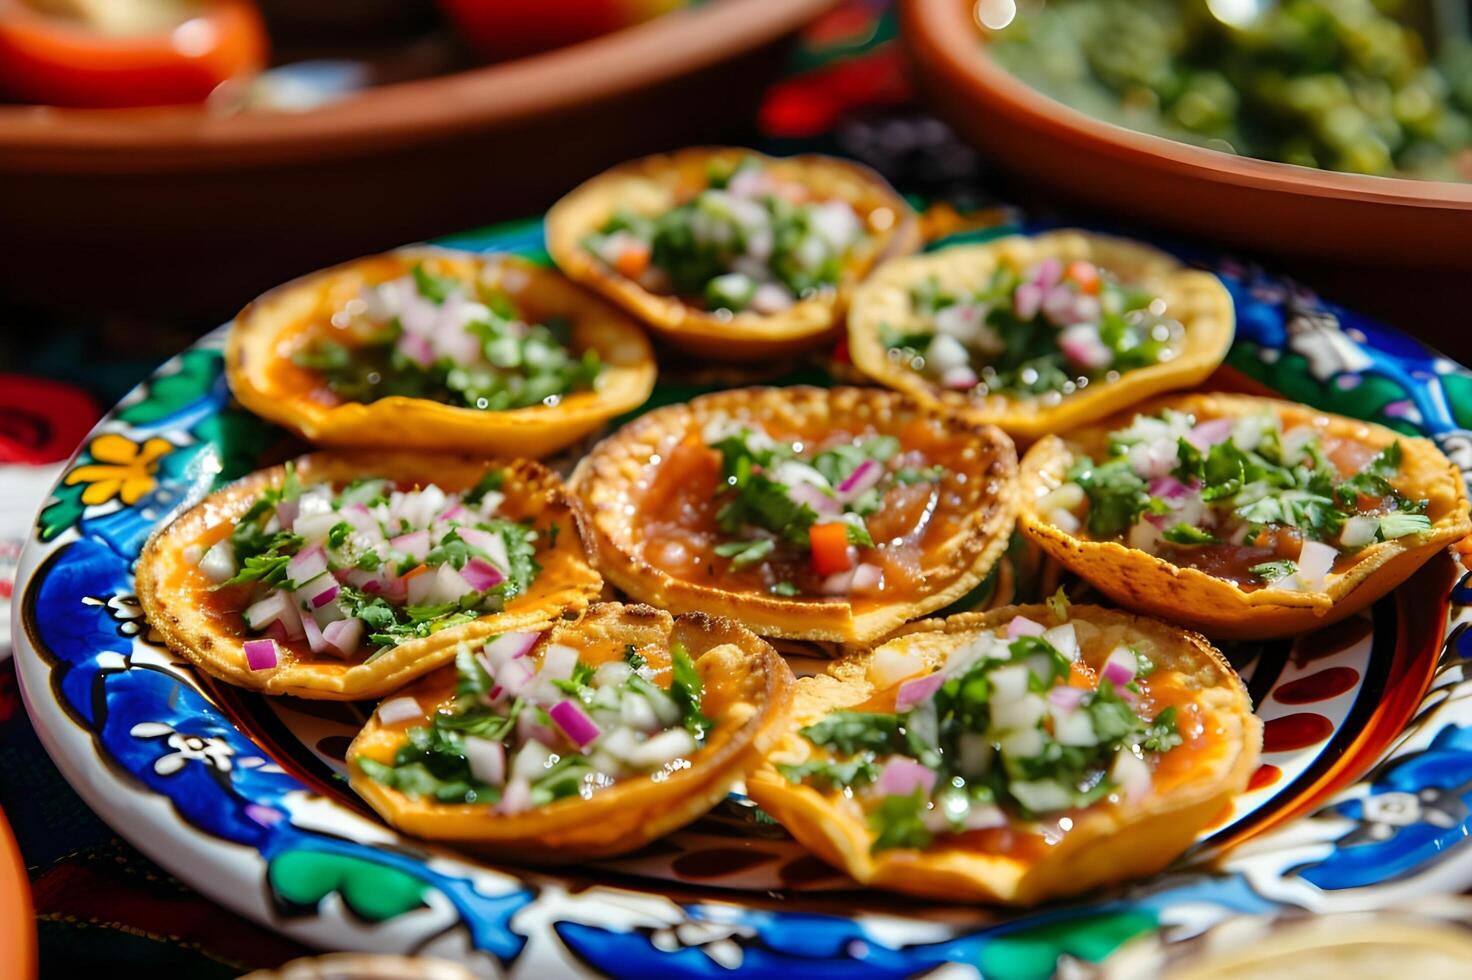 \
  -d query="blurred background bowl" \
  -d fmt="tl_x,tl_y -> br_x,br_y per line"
901,0 -> 1472,269
0,0 -> 836,322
